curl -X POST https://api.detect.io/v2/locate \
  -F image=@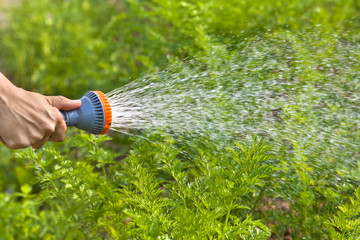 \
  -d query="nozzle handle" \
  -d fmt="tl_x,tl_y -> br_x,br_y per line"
61,110 -> 80,126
